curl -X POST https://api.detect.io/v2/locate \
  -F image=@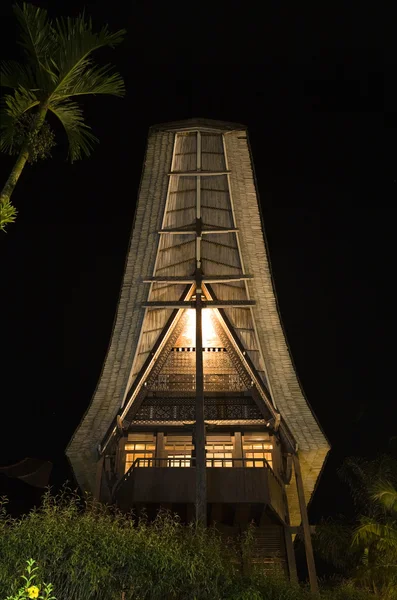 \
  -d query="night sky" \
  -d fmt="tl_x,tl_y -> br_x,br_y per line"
0,0 -> 395,523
